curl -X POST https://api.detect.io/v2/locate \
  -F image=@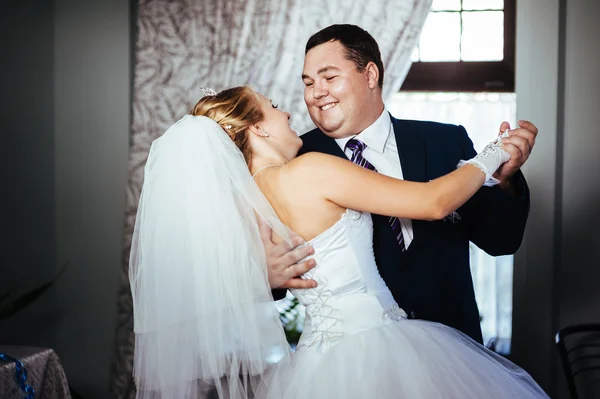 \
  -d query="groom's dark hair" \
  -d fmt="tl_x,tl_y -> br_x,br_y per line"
305,24 -> 384,88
